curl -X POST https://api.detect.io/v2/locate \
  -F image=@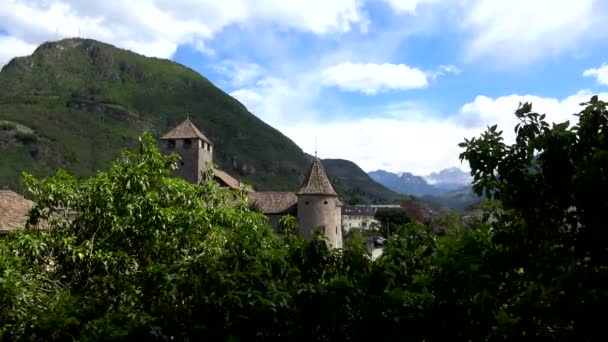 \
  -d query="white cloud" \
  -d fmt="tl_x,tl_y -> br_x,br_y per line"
321,62 -> 429,94
230,75 -> 323,127
235,83 -> 607,175
461,0 -> 608,65
427,64 -> 461,80
214,60 -> 265,87
0,35 -> 37,67
381,0 -> 440,14
583,63 -> 608,85
0,0 -> 369,64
